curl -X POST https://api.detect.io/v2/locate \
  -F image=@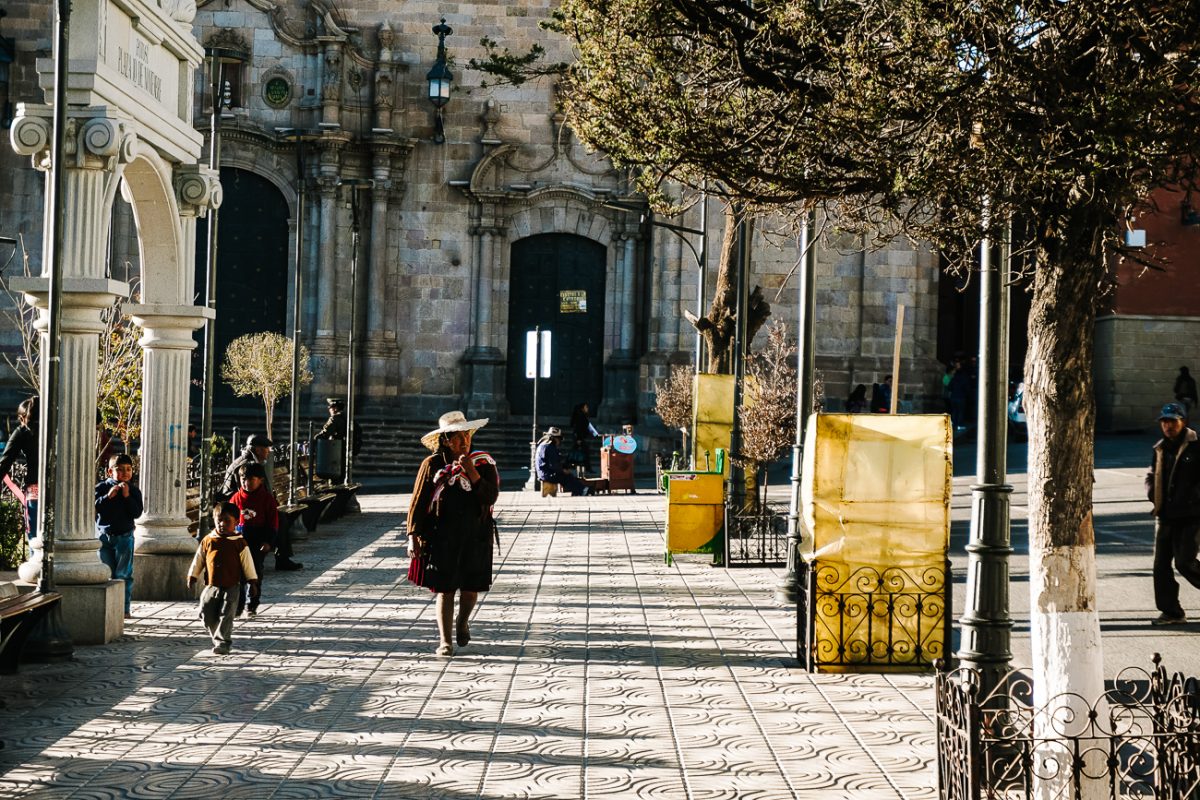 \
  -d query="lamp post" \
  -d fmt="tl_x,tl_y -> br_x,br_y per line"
338,178 -> 372,485
25,0 -> 74,660
426,19 -> 453,144
276,127 -> 322,505
956,221 -> 1014,699
778,210 -> 816,613
198,46 -> 242,538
